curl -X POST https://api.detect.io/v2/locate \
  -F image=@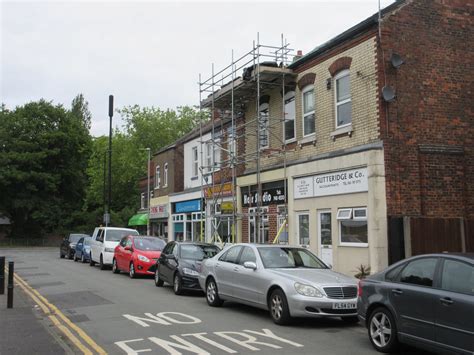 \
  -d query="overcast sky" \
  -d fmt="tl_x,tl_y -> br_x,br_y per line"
1,0 -> 394,136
